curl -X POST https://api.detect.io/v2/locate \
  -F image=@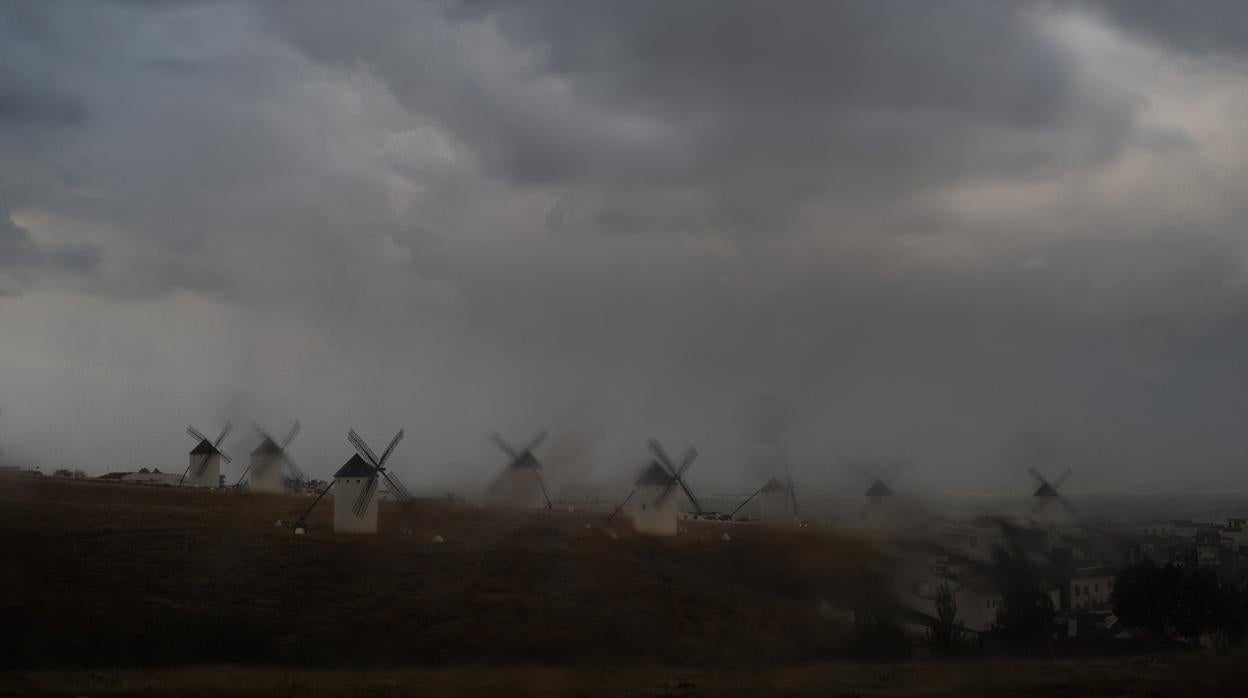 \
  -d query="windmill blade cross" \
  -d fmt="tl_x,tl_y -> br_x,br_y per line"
217,448 -> 232,464
281,421 -> 302,450
492,434 -> 518,461
283,453 -> 306,483
235,463 -> 254,486
648,438 -> 676,474
382,470 -> 412,502
1057,494 -> 1077,513
674,475 -> 702,514
214,422 -> 233,449
186,425 -> 208,443
252,423 -> 275,443
353,474 -> 379,517
377,429 -> 404,468
851,462 -> 881,484
1052,467 -> 1073,489
523,430 -> 548,455
1028,466 -> 1049,487
674,448 -> 697,479
655,482 -> 678,509
348,429 -> 381,467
